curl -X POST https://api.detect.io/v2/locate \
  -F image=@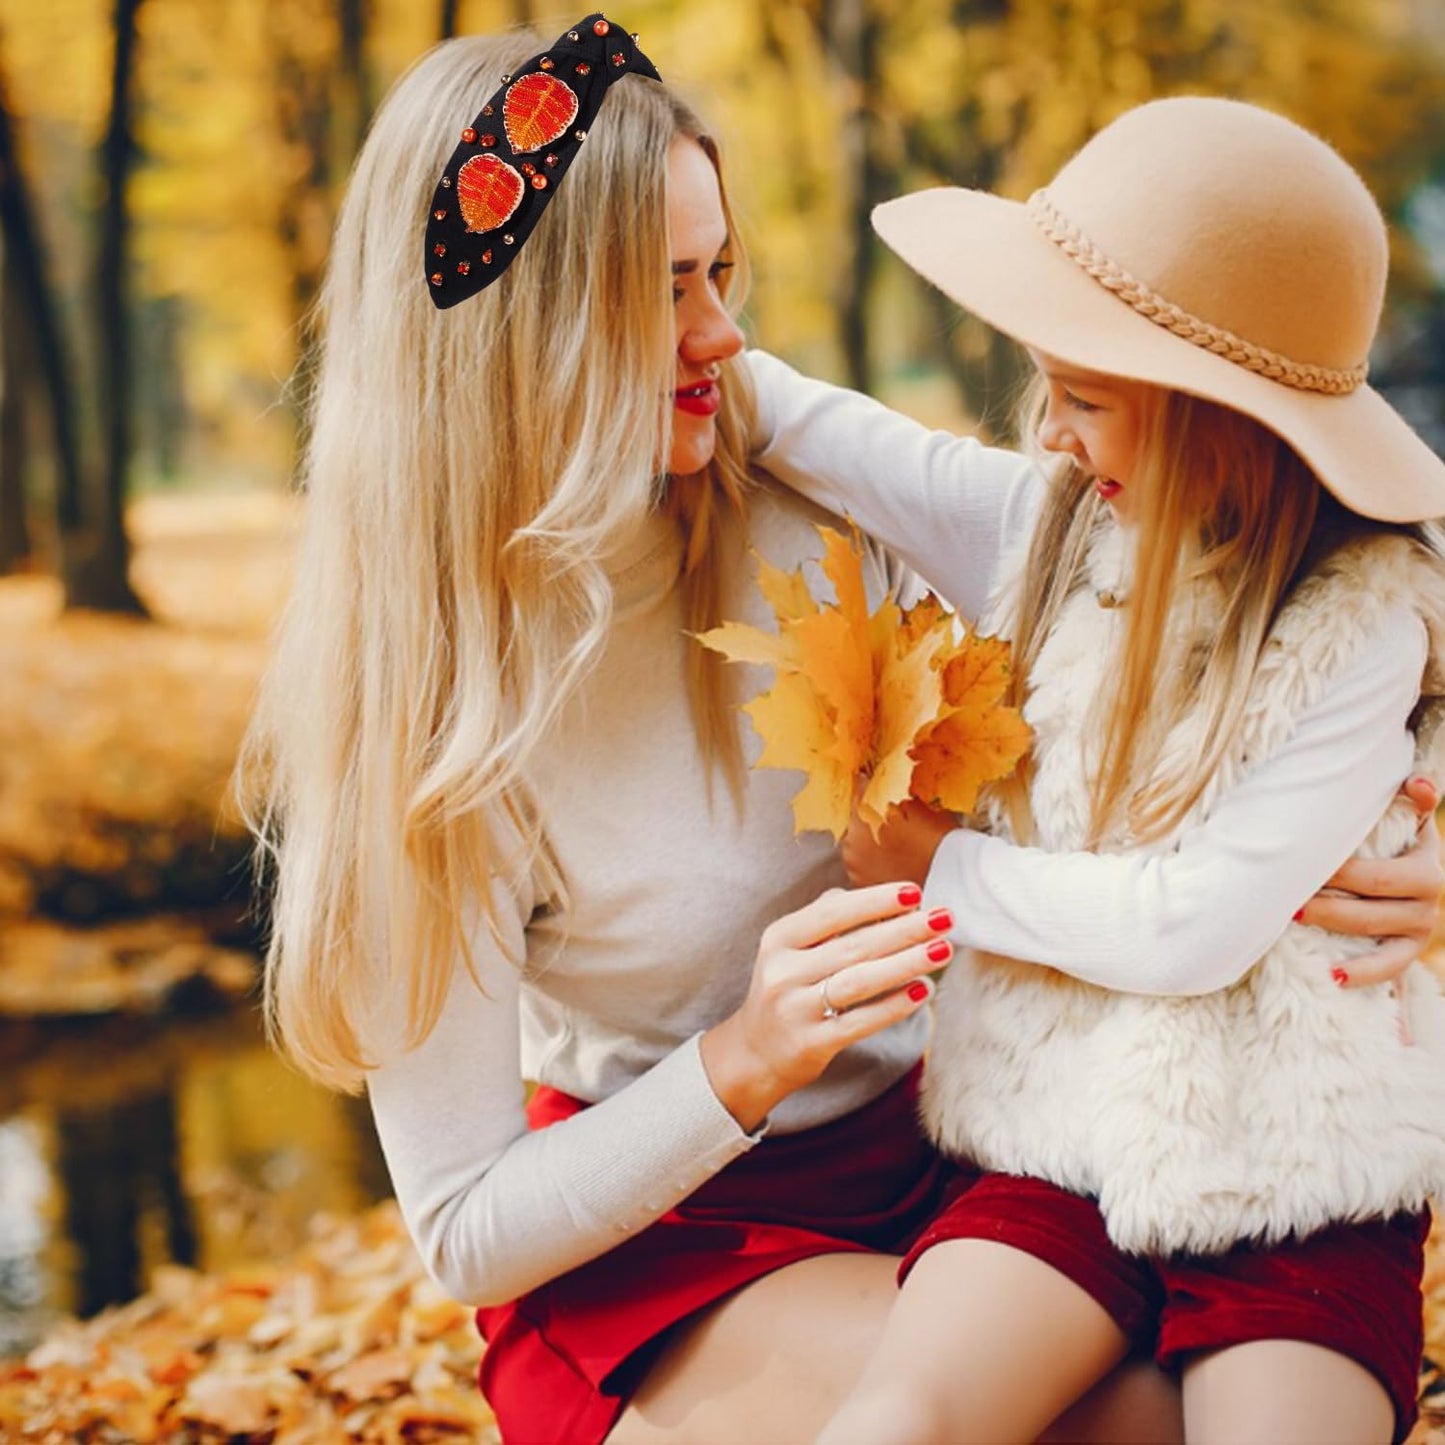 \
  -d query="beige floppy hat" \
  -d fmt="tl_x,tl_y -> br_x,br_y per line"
872,96 -> 1445,523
